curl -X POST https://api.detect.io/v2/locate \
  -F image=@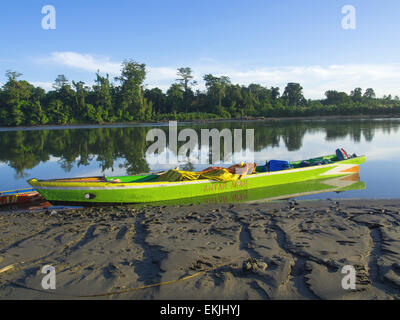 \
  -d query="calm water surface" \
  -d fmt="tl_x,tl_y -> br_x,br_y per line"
0,118 -> 399,200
